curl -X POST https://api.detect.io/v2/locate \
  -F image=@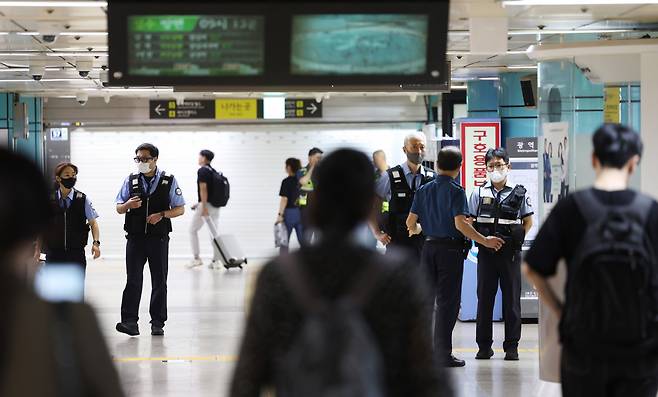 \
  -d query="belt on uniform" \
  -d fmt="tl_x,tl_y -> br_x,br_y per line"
425,236 -> 465,248
476,217 -> 521,225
